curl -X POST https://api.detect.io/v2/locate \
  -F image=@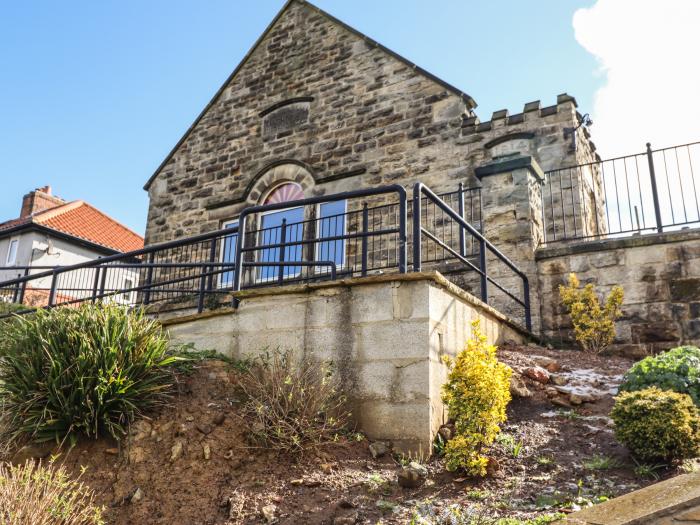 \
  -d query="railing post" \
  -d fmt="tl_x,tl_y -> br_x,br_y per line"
18,268 -> 28,305
91,267 -> 101,303
98,266 -> 108,301
458,182 -> 467,257
478,239 -> 487,304
197,262 -> 207,314
523,277 -> 532,333
398,191 -> 407,273
231,215 -> 246,307
361,203 -> 369,276
646,142 -> 664,233
143,253 -> 154,305
412,184 -> 422,272
206,238 -> 219,292
48,270 -> 57,307
278,219 -> 287,286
